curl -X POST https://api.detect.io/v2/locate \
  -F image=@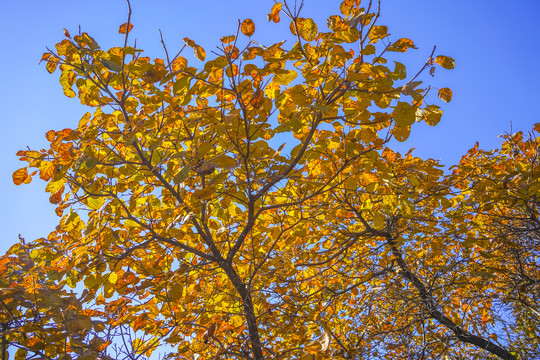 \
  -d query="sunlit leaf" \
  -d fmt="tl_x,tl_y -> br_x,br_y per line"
184,37 -> 206,61
435,55 -> 455,69
220,35 -> 236,44
46,60 -> 58,74
388,38 -> 417,52
273,70 -> 297,85
86,196 -> 105,210
12,168 -> 28,185
393,102 -> 416,126
297,18 -> 318,42
438,87 -> 453,103
241,19 -> 255,37
100,58 -> 123,72
340,0 -> 361,17
39,161 -> 55,181
393,125 -> 411,142
268,3 -> 283,23
423,105 -> 443,126
265,82 -> 280,99
118,22 -> 134,34
368,26 -> 388,43
109,272 -> 118,284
